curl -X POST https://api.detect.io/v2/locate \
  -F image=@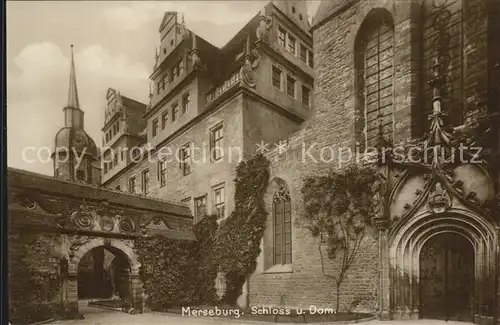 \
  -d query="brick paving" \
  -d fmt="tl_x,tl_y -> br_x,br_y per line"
46,303 -> 475,325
